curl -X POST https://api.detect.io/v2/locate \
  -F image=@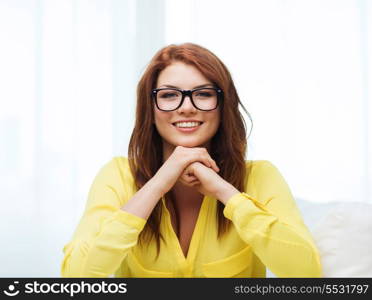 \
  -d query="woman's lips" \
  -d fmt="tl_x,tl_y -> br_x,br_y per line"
172,122 -> 203,133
